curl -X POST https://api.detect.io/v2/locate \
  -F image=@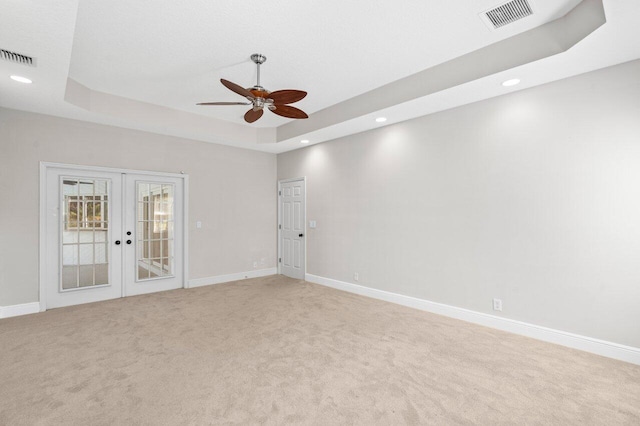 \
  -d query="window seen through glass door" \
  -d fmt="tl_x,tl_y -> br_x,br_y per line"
137,183 -> 174,280
61,178 -> 109,289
